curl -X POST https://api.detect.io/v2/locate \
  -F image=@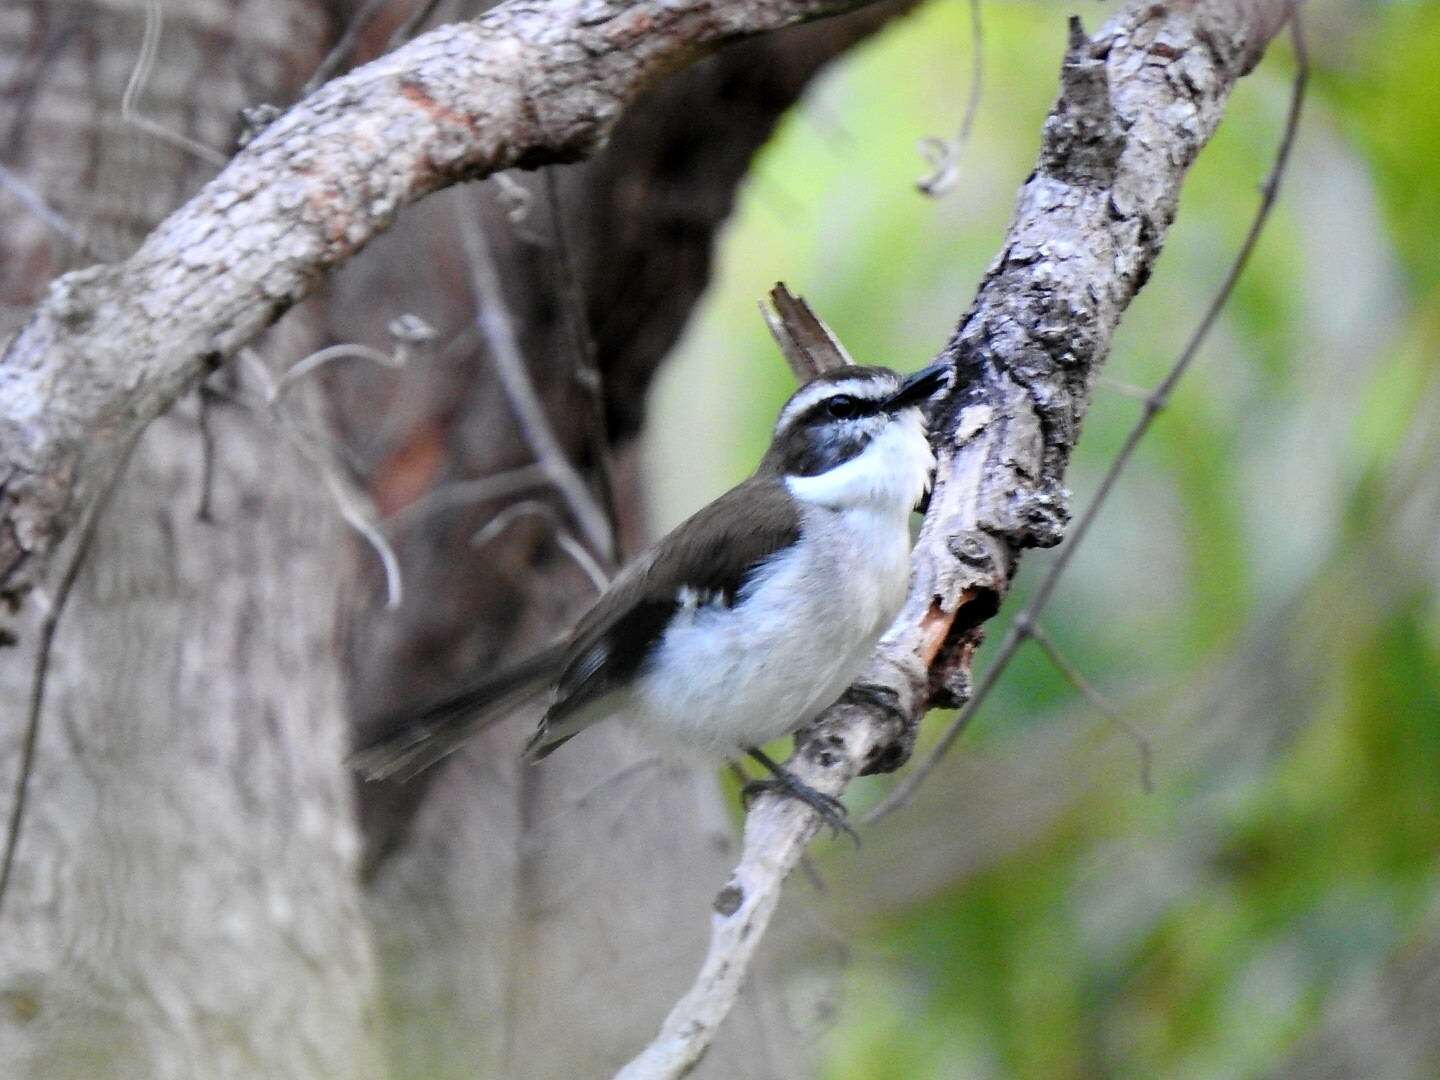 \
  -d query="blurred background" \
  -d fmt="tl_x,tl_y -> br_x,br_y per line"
649,2 -> 1440,1076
